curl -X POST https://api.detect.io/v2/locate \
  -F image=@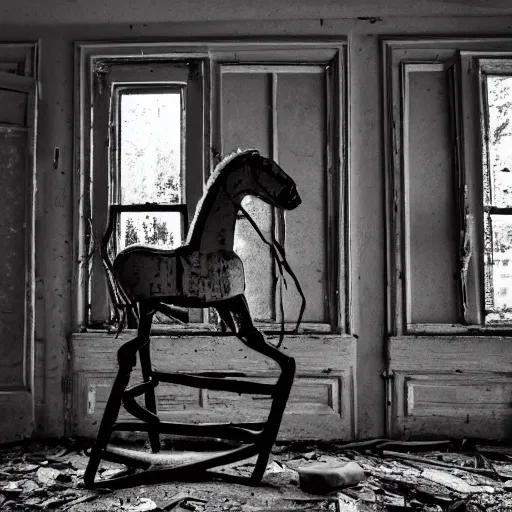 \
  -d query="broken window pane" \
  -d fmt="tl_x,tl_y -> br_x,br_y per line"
483,75 -> 512,323
484,214 -> 512,322
120,91 -> 182,204
118,211 -> 182,251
